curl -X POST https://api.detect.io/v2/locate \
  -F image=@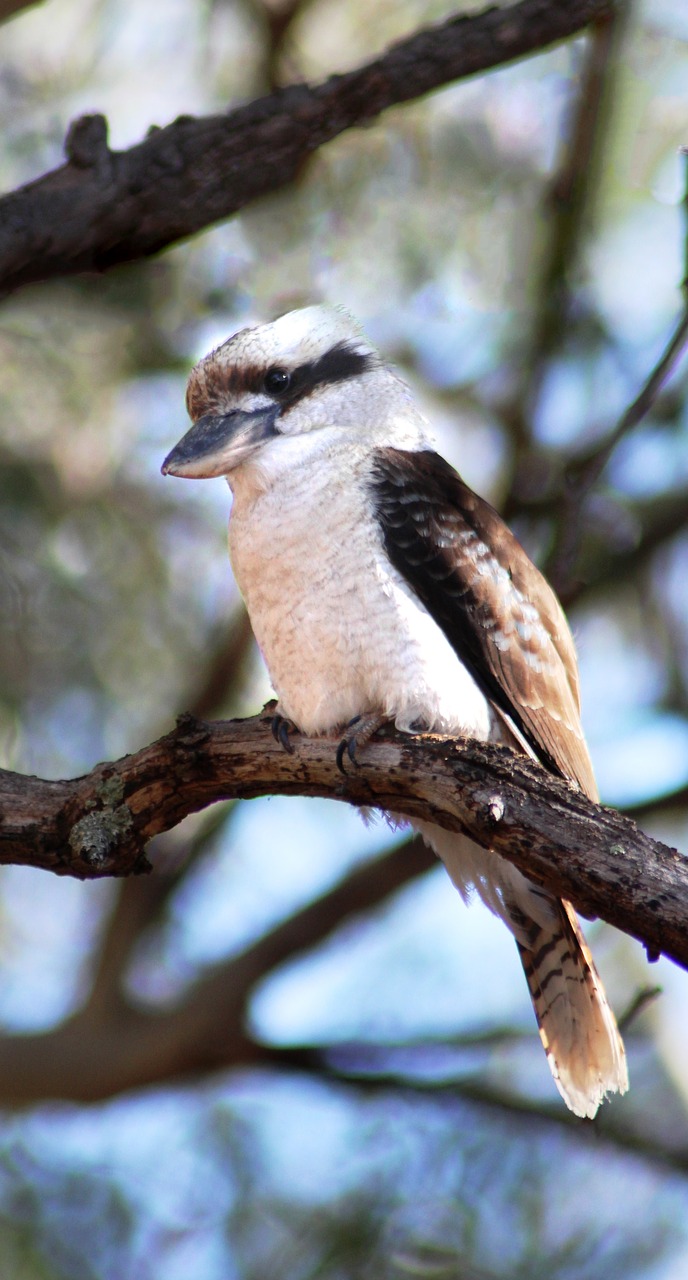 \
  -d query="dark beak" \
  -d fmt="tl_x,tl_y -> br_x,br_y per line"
161,406 -> 279,478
